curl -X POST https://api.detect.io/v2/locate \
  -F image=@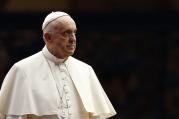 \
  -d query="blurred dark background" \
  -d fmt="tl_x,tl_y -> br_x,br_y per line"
0,0 -> 179,119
